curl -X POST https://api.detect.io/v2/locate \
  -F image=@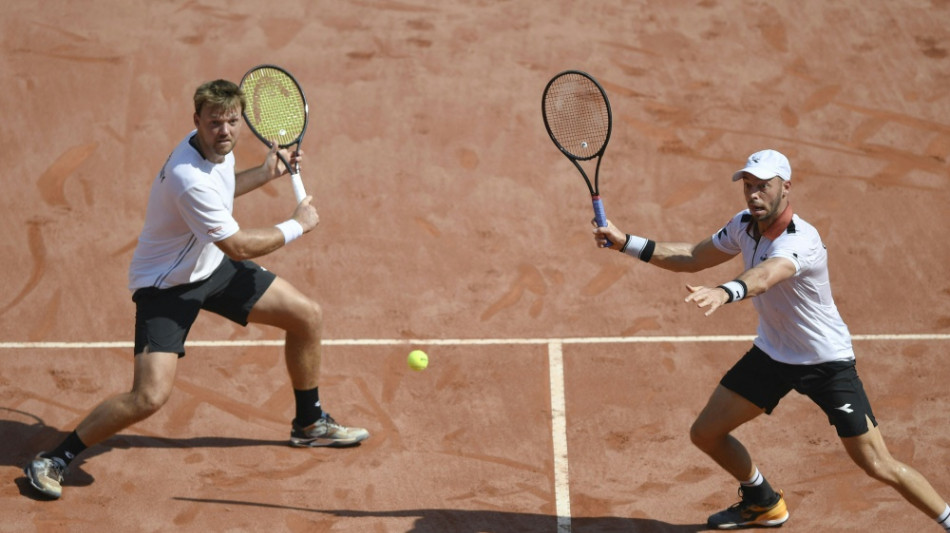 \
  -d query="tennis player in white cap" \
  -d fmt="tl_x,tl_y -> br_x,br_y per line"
593,149 -> 950,529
